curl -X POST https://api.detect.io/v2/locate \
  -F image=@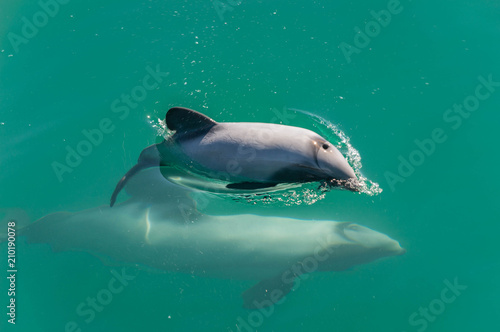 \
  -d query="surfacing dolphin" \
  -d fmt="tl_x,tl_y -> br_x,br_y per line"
110,107 -> 358,206
17,168 -> 404,308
